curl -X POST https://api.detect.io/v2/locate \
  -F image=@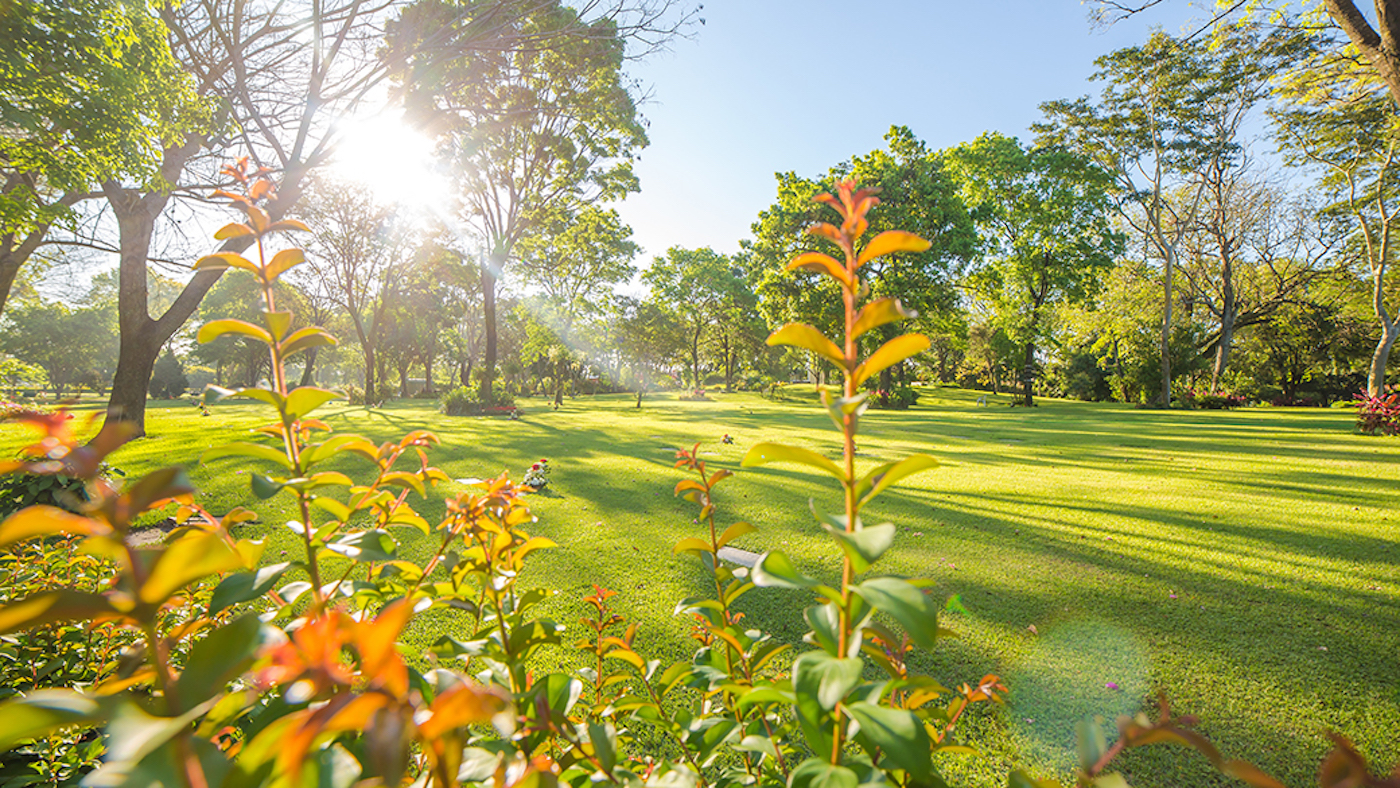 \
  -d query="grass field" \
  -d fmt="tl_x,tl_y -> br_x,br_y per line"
4,387 -> 1397,787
